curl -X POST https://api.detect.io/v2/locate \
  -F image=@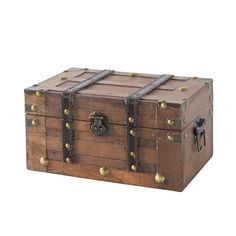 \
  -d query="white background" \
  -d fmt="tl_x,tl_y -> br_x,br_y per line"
0,0 -> 235,235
